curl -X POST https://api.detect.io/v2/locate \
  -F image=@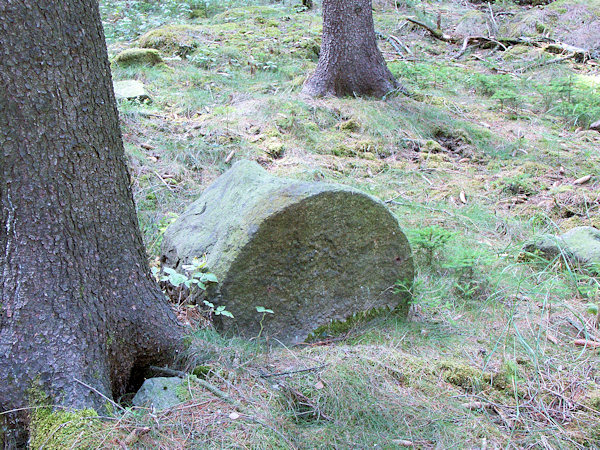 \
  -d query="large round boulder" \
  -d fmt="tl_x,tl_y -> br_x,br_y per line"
161,160 -> 413,344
